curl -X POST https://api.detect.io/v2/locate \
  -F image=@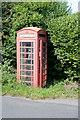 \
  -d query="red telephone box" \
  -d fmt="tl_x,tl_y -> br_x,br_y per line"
16,27 -> 47,88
